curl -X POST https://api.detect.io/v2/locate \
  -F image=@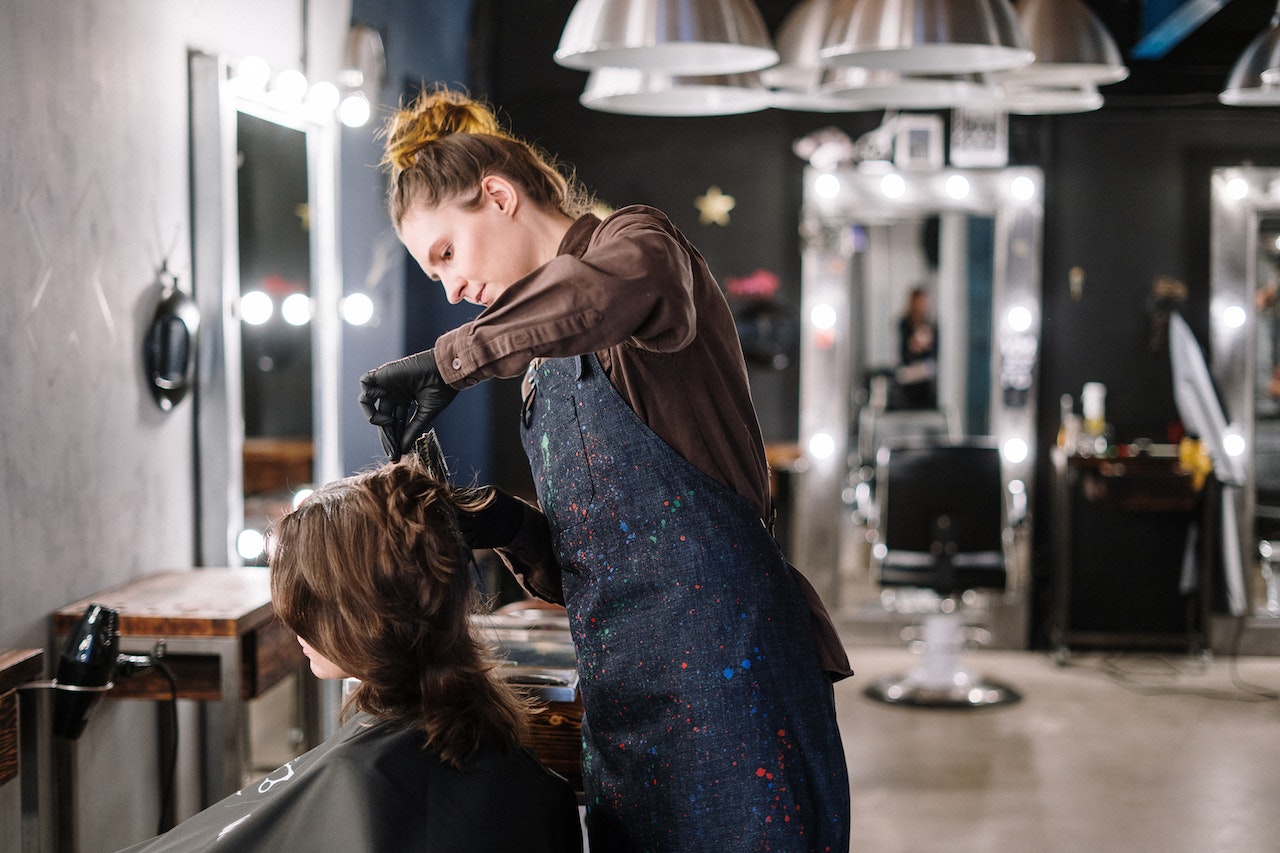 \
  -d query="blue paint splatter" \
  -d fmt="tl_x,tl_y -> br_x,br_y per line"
723,668 -> 734,680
